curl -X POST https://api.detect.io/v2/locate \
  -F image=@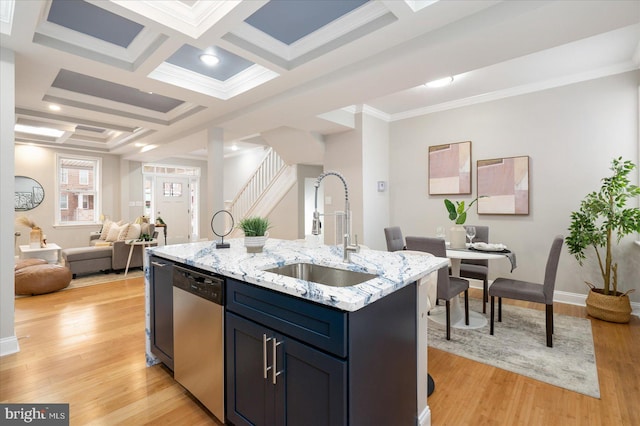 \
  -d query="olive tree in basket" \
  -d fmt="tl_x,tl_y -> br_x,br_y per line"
566,157 -> 640,322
